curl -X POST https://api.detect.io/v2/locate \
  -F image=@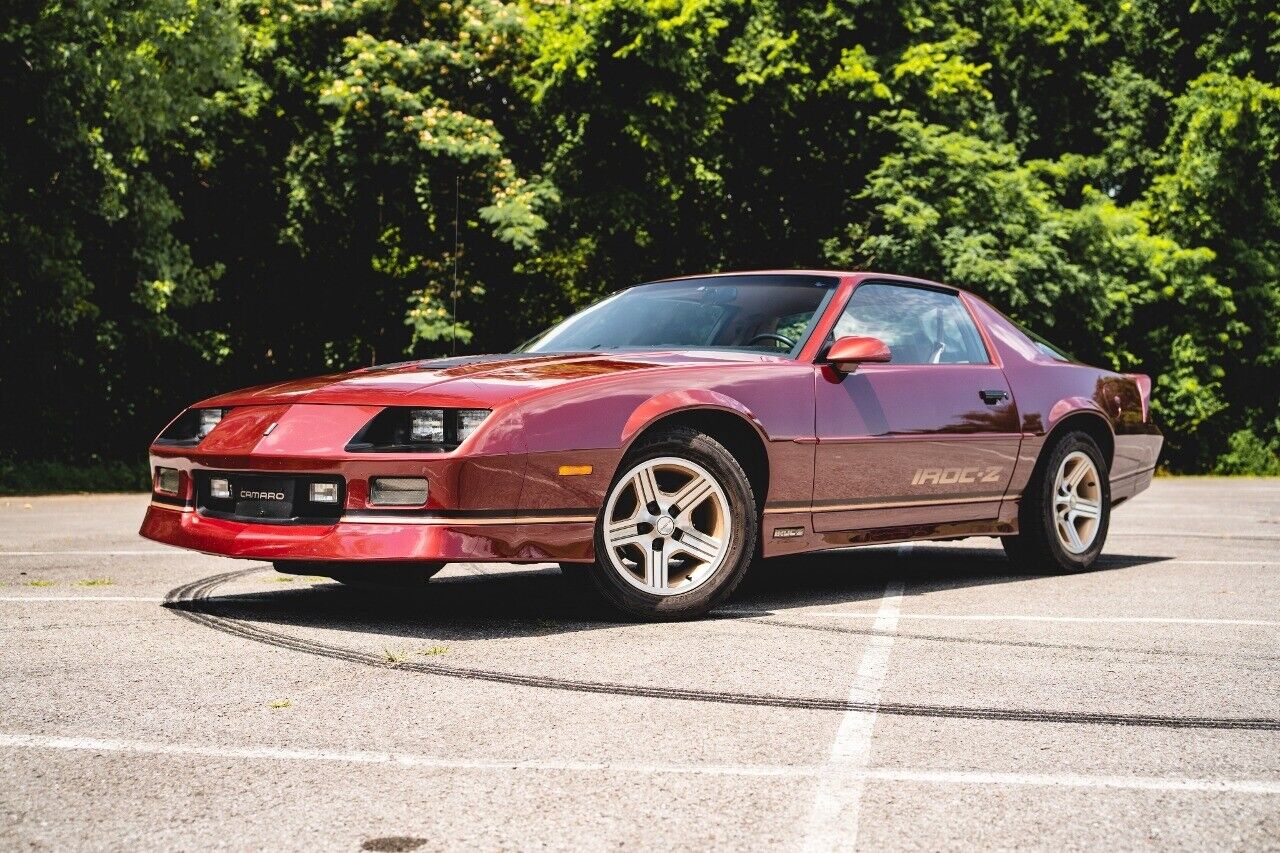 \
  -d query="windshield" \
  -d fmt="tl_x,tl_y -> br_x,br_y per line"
518,275 -> 837,357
